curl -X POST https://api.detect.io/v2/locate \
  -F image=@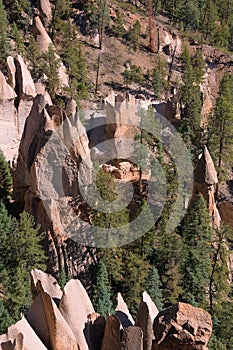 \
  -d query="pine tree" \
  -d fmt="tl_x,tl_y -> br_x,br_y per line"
41,44 -> 61,100
209,225 -> 231,314
152,68 -> 164,99
0,202 -> 13,277
4,0 -> 31,30
180,47 -> 204,158
0,210 -> 46,322
155,231 -> 183,305
123,251 -> 151,316
84,0 -> 110,49
146,267 -> 163,310
0,0 -> 10,67
51,0 -> 72,40
27,36 -> 44,80
61,23 -> 88,102
0,298 -> 14,334
181,195 -> 214,308
208,73 -> 233,180
112,9 -> 125,37
0,149 -> 12,203
12,22 -> 27,57
92,260 -> 113,317
127,20 -> 141,50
